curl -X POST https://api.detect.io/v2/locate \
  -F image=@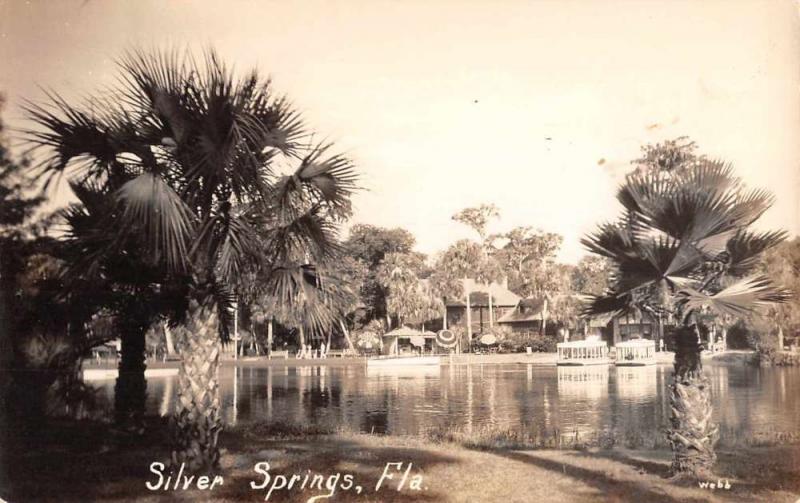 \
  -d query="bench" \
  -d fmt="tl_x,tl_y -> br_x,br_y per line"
268,350 -> 290,360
